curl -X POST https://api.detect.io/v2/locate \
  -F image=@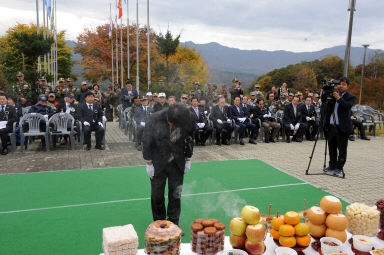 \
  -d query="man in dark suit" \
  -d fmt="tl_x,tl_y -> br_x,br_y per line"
242,96 -> 260,142
0,94 -> 17,155
142,103 -> 195,226
121,79 -> 138,110
230,96 -> 257,145
189,97 -> 212,146
134,96 -> 154,151
210,96 -> 233,145
153,93 -> 169,112
283,96 -> 307,143
56,93 -> 79,145
252,99 -> 280,143
301,96 -> 319,141
78,91 -> 105,150
322,77 -> 356,177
